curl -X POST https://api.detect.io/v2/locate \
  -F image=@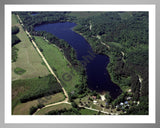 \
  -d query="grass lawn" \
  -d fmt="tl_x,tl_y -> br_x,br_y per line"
12,15 -> 49,81
79,108 -> 98,115
91,104 -> 103,111
34,36 -> 81,93
13,92 -> 65,115
35,103 -> 72,115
